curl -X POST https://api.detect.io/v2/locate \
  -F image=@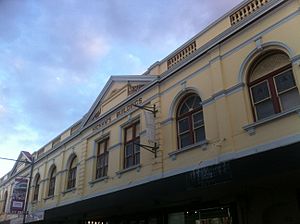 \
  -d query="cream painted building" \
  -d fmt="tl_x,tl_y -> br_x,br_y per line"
1,0 -> 300,223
